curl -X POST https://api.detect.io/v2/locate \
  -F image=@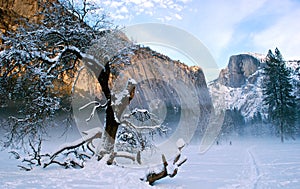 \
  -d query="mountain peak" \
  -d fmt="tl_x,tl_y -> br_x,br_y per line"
218,54 -> 261,88
209,52 -> 300,121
